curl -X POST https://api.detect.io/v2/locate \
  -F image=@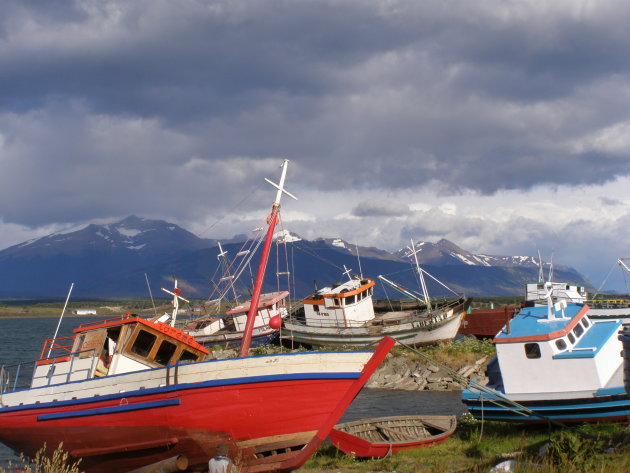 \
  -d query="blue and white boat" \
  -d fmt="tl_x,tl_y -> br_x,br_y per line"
462,293 -> 630,423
